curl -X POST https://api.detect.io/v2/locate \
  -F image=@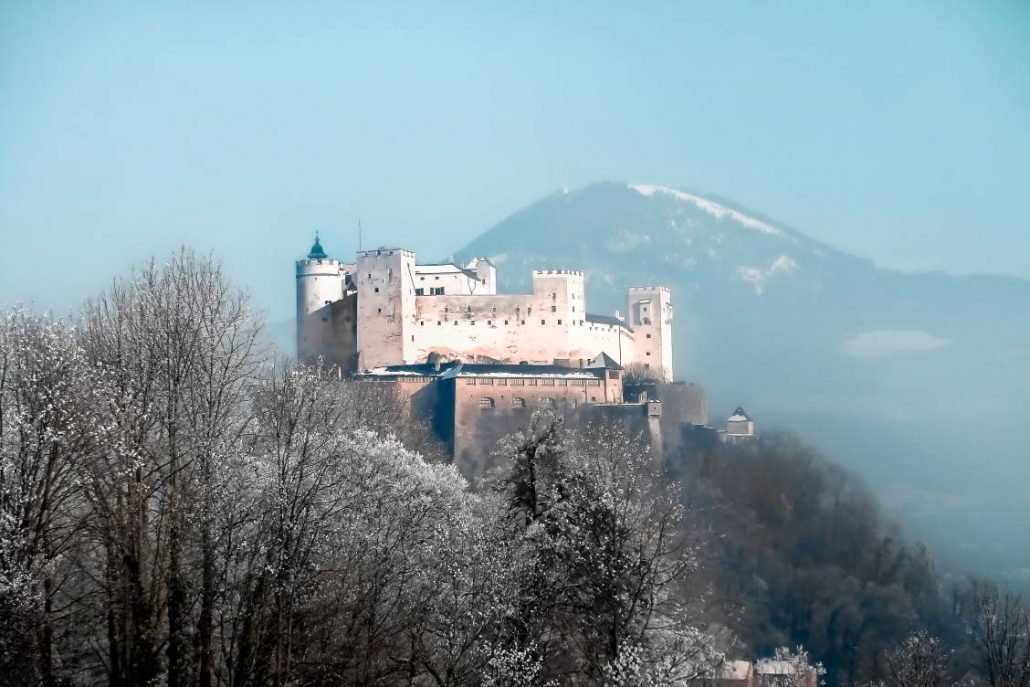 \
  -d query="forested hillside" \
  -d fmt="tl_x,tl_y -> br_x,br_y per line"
1,250 -> 1027,687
